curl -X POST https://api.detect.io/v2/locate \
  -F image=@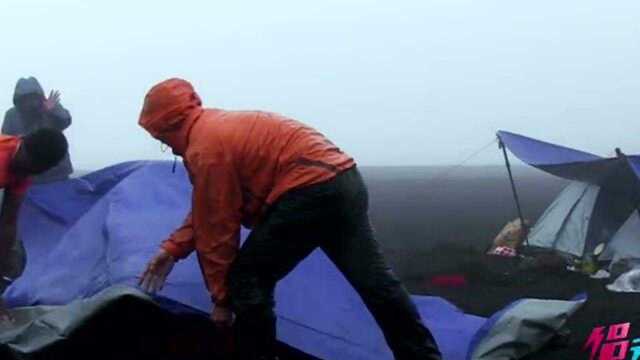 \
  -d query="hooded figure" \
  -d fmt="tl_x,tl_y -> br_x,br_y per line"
2,77 -> 73,183
138,78 -> 441,360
